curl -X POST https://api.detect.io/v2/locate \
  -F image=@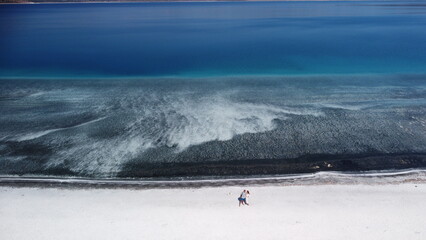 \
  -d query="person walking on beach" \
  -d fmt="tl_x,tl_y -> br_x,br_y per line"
238,189 -> 250,207
244,190 -> 250,205
238,190 -> 245,207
